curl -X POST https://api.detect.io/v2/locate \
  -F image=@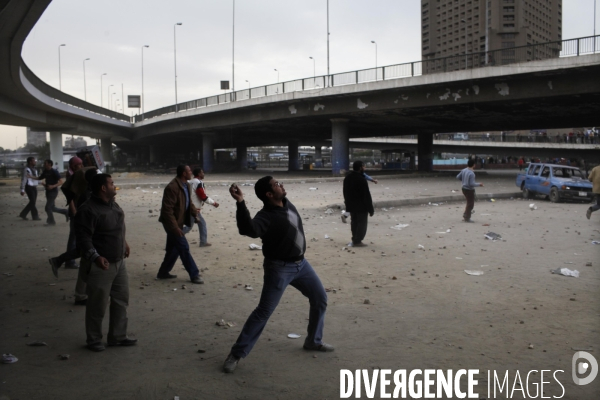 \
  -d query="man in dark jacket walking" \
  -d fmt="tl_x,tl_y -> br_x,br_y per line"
157,165 -> 203,284
343,161 -> 374,247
